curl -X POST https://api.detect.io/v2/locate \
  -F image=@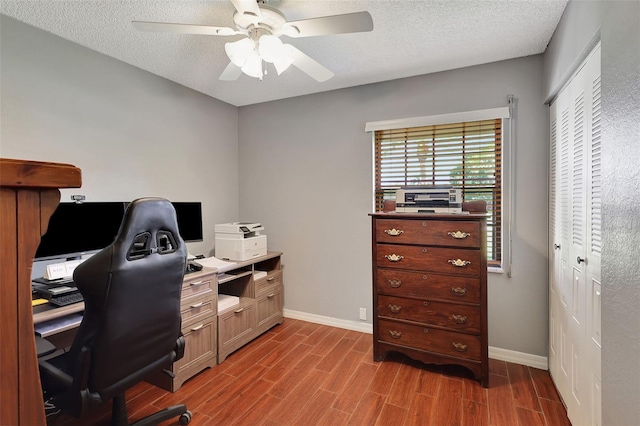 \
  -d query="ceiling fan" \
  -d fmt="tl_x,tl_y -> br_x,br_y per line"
132,0 -> 373,82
